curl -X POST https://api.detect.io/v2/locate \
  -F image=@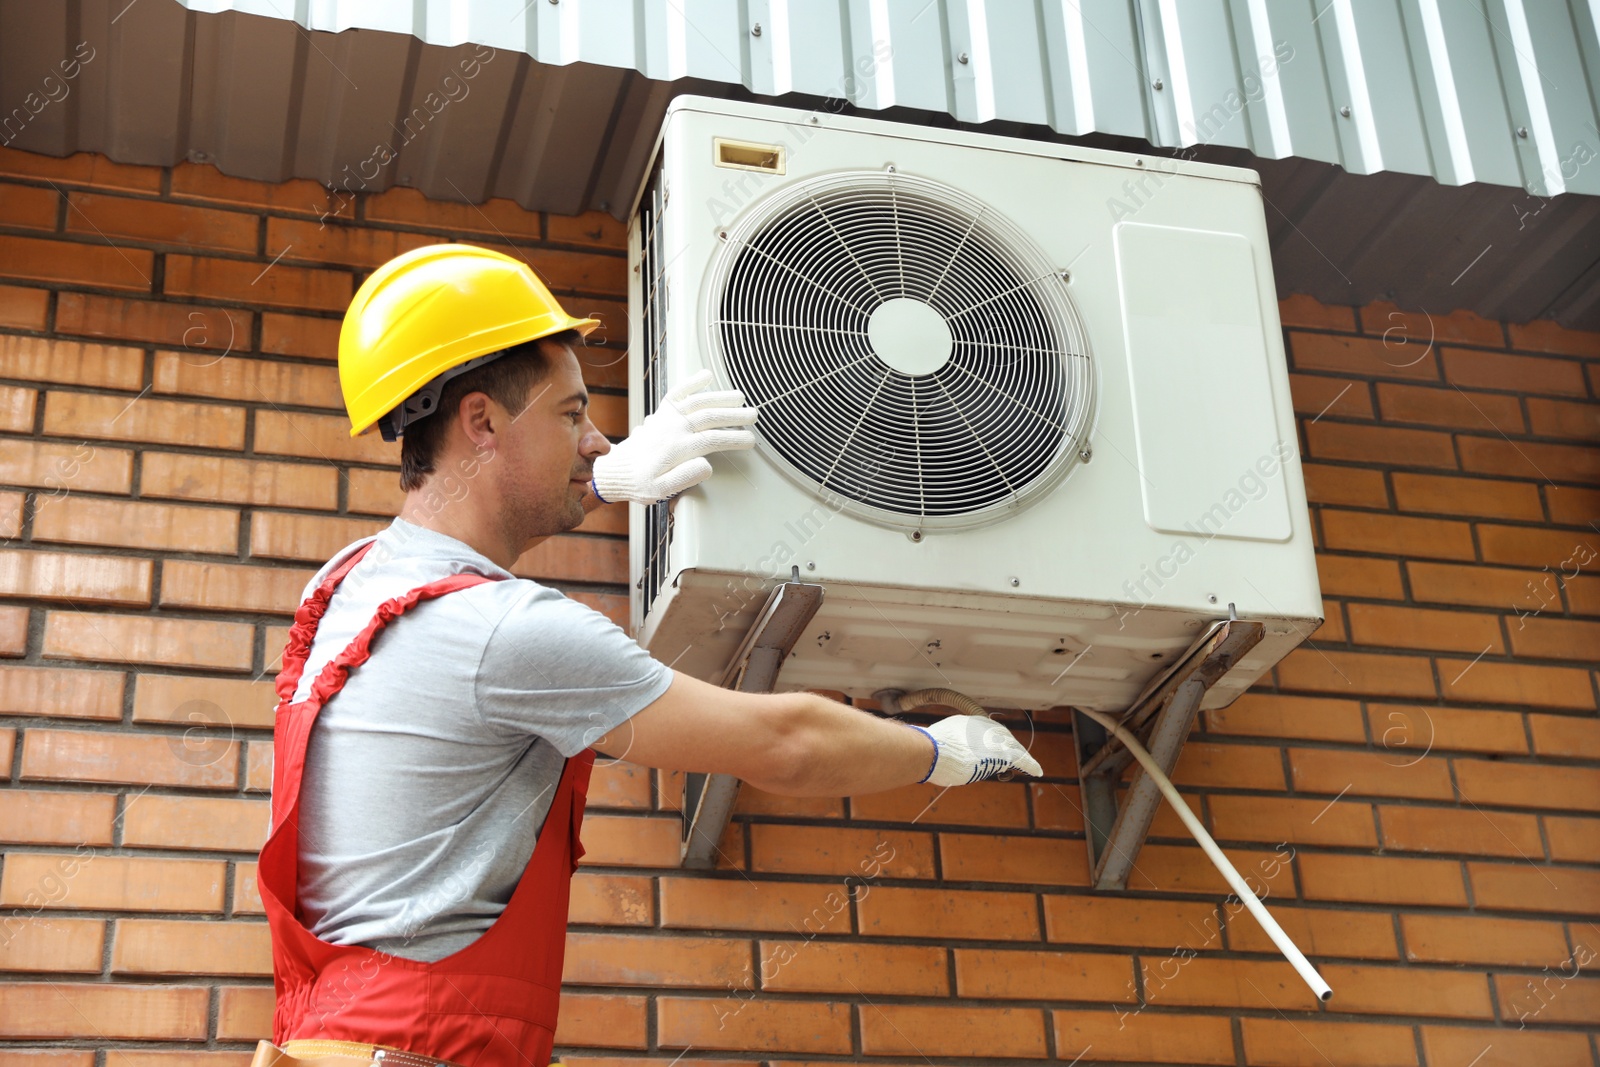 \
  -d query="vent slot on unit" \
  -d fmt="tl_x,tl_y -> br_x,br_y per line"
715,137 -> 785,173
706,170 -> 1095,531
638,166 -> 672,617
